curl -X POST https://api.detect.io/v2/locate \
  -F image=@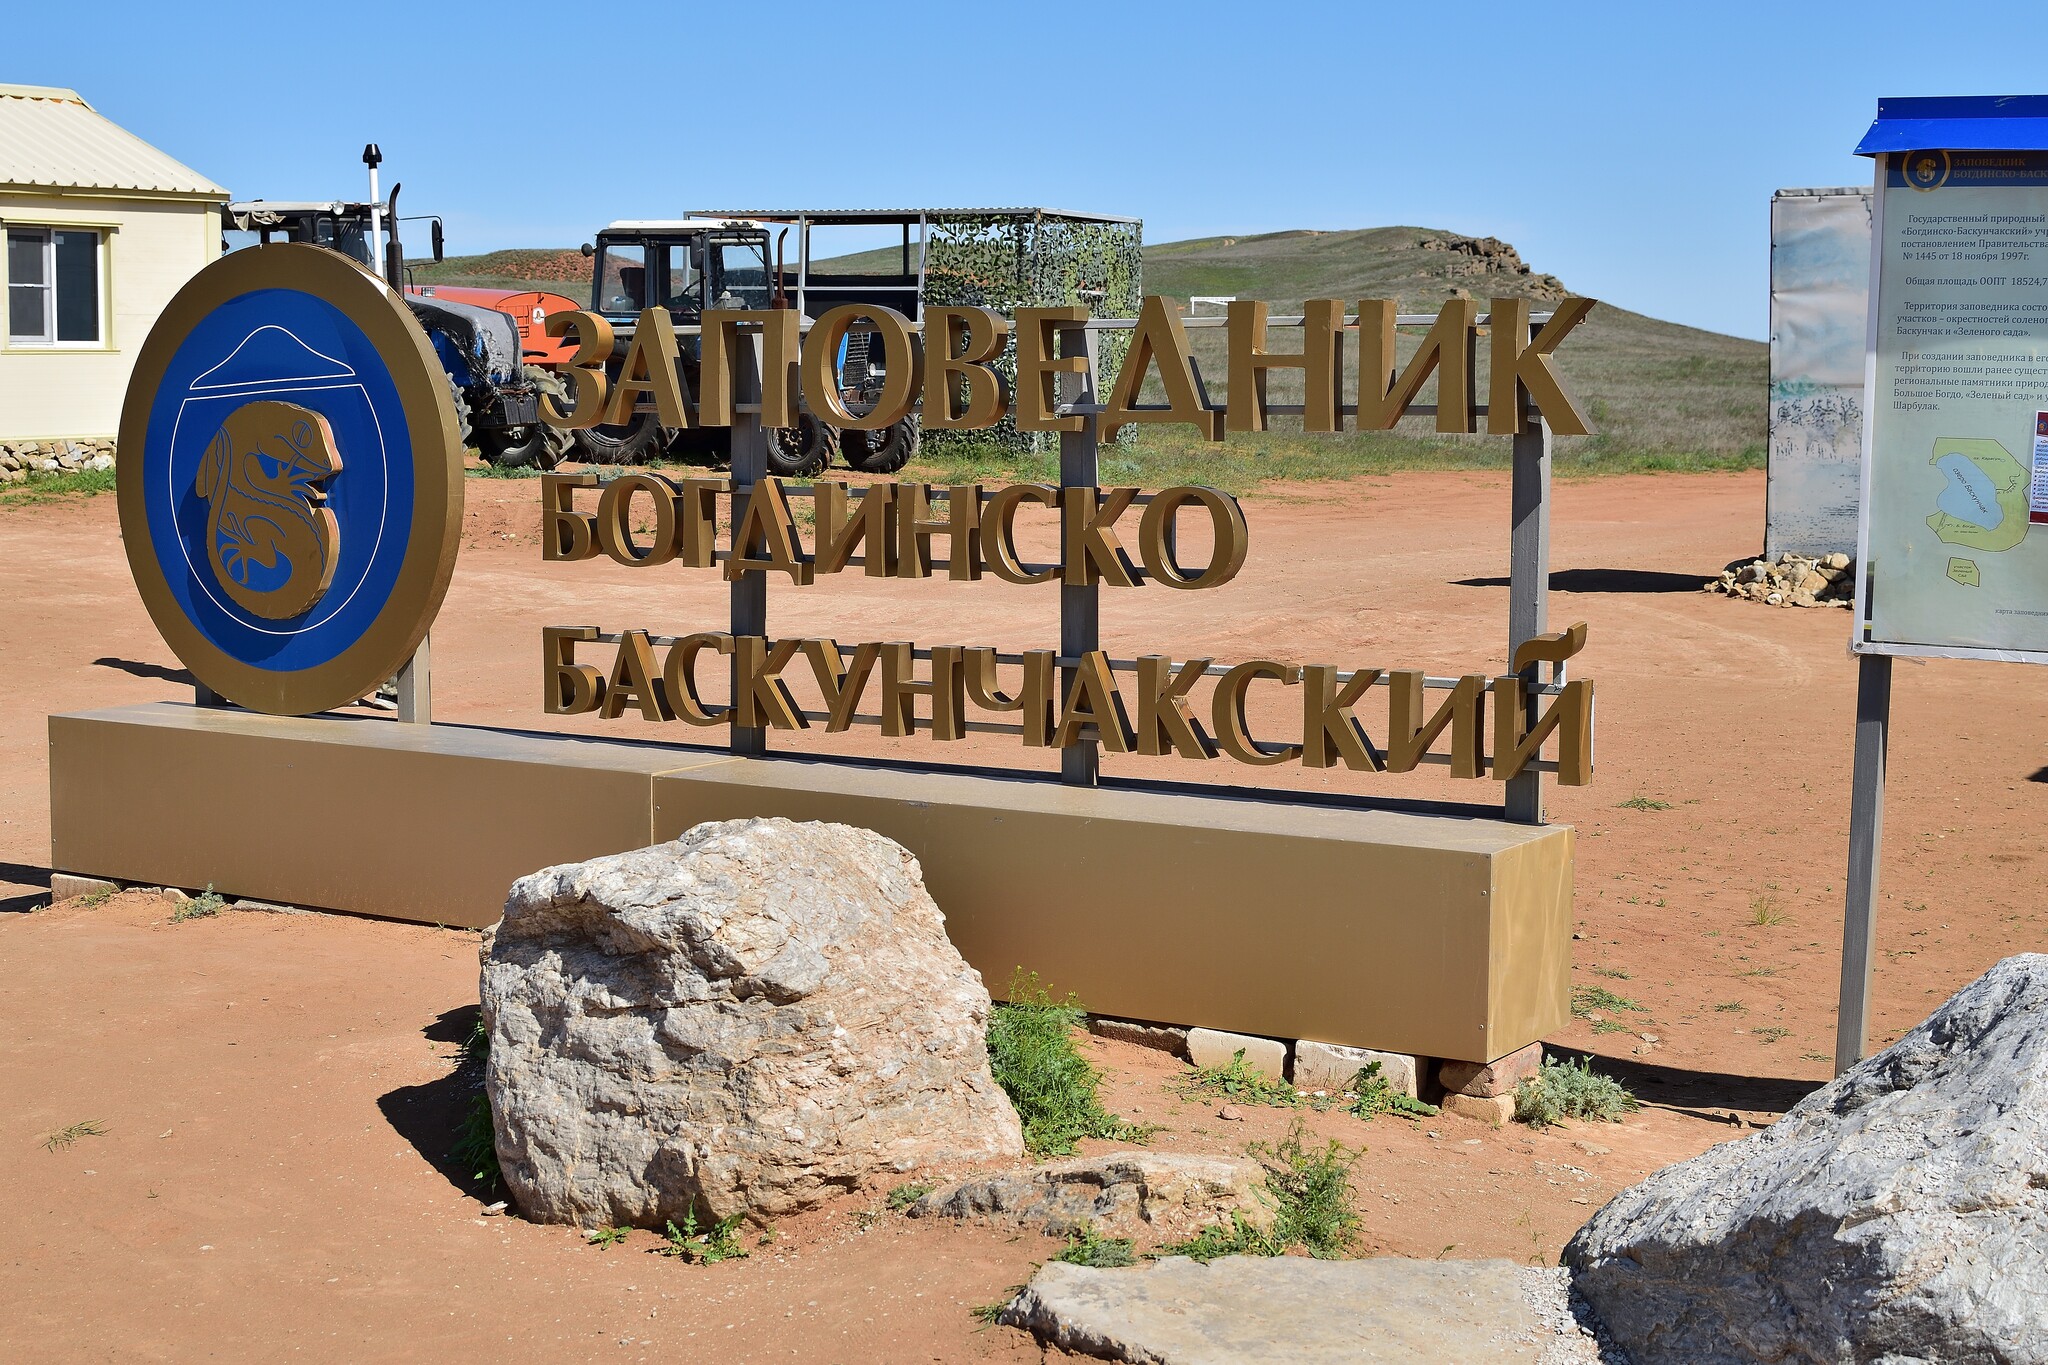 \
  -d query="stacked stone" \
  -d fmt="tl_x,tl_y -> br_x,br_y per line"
0,438 -> 116,483
1703,550 -> 1852,608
